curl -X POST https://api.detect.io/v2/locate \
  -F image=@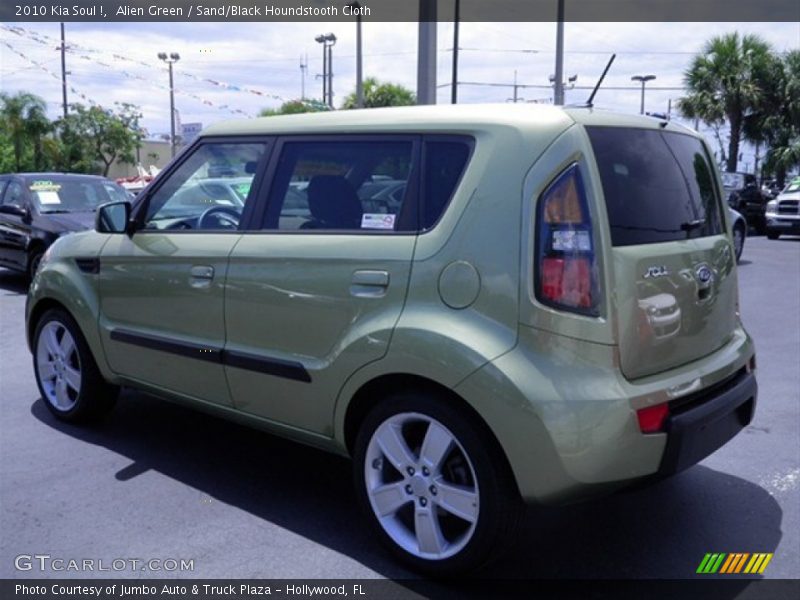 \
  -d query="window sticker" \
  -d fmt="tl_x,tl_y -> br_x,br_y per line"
361,213 -> 396,230
233,182 -> 252,198
30,181 -> 62,192
35,191 -> 62,204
